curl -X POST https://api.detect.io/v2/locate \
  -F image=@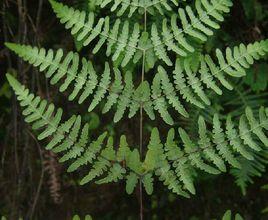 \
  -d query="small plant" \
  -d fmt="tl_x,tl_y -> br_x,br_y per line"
5,0 -> 268,218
